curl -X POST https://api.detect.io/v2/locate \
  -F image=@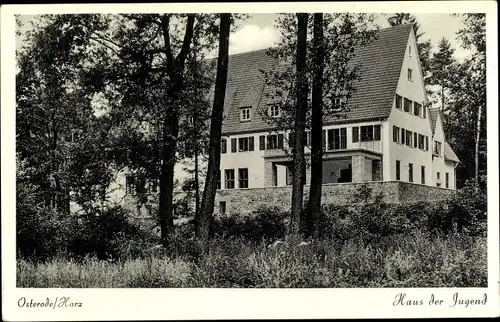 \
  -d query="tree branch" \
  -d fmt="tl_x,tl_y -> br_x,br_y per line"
176,14 -> 196,66
160,14 -> 174,73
